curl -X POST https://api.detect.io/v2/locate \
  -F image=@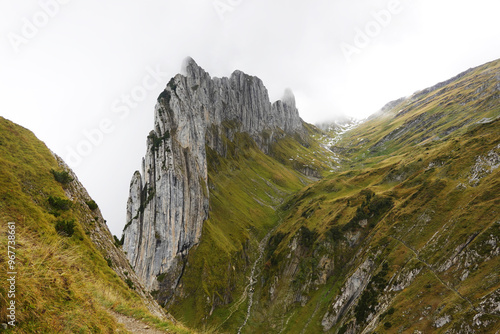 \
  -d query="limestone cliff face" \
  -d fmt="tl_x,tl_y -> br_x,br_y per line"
123,58 -> 305,290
